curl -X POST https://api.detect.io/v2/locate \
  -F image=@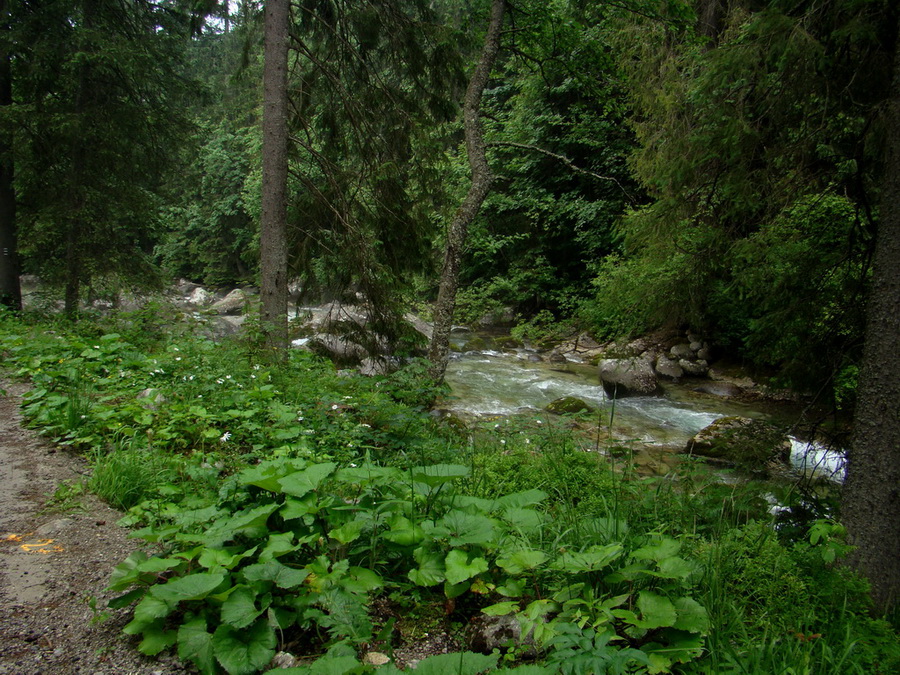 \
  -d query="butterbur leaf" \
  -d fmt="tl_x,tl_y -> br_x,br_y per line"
632,537 -> 680,563
496,548 -> 547,574
635,590 -> 677,629
213,619 -> 277,675
552,543 -> 624,572
657,556 -> 694,580
242,560 -> 309,589
411,464 -> 469,488
150,572 -> 227,605
329,519 -> 365,545
221,585 -> 262,629
672,597 -> 709,633
445,549 -> 489,585
178,617 -> 217,675
408,548 -> 445,586
199,547 -> 258,570
495,489 -> 548,509
502,507 -> 544,532
279,462 -> 337,497
259,532 -> 297,562
437,511 -> 498,547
